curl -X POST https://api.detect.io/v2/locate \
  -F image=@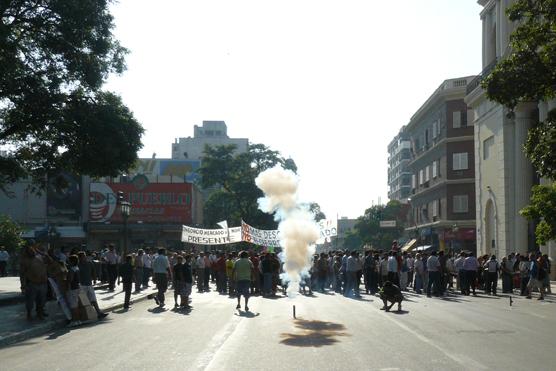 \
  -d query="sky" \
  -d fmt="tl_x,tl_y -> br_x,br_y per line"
105,0 -> 483,220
